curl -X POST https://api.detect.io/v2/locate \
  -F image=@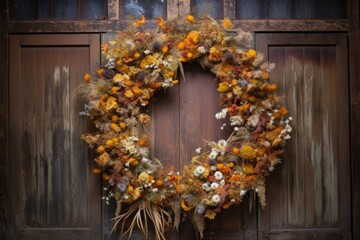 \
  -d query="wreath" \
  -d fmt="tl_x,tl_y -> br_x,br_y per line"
80,15 -> 292,240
